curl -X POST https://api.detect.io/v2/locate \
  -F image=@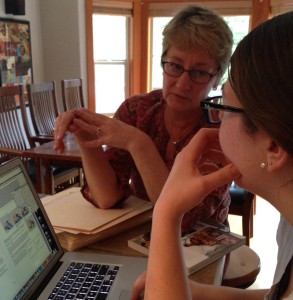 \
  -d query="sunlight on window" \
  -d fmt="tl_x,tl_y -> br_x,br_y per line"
93,14 -> 128,114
